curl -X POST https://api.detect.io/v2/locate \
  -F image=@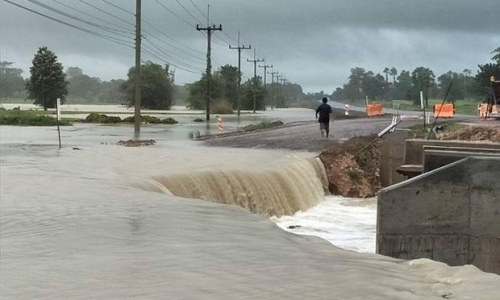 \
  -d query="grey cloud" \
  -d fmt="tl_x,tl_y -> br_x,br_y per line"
0,0 -> 498,93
